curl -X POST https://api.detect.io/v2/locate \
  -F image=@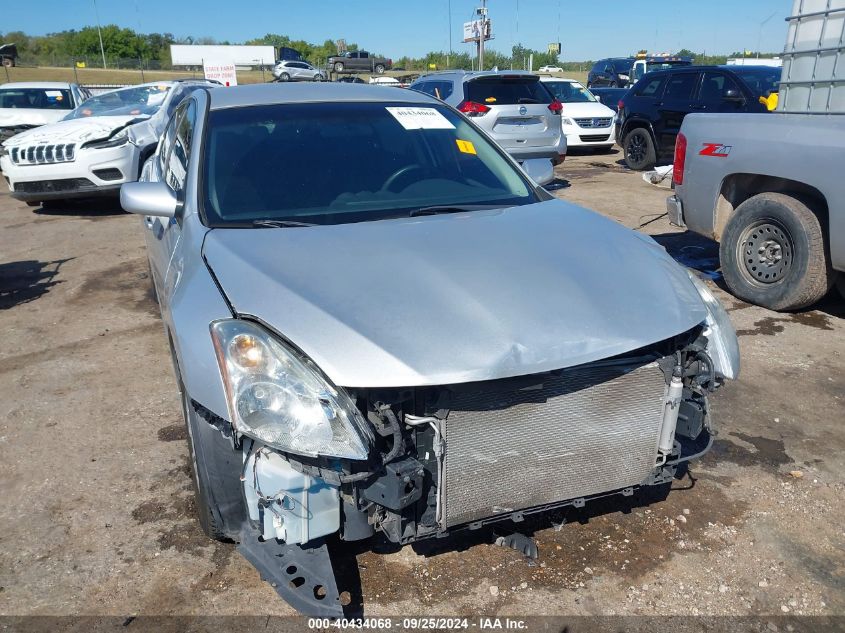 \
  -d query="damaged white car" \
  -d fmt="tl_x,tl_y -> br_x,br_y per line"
0,80 -> 215,205
121,83 -> 739,616
0,81 -> 91,142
